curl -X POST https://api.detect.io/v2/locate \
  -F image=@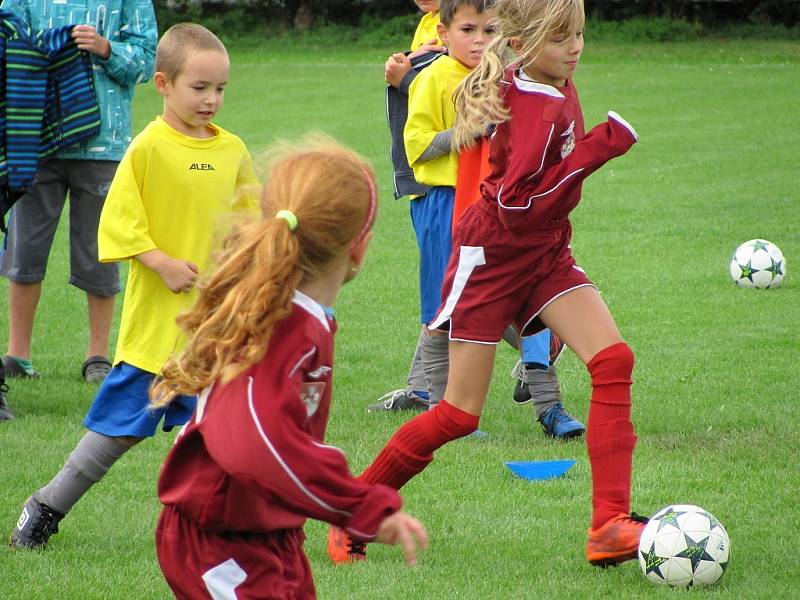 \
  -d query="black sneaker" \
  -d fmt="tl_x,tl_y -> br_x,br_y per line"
10,497 -> 64,549
511,361 -> 533,405
1,355 -> 41,379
